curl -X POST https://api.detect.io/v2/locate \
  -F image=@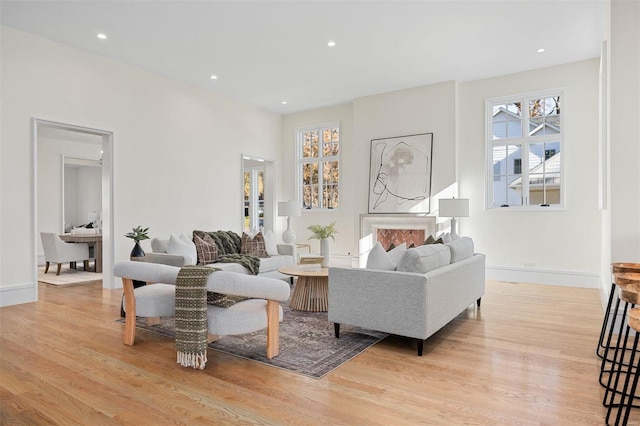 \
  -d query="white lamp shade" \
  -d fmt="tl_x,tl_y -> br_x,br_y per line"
439,198 -> 469,218
278,201 -> 301,217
